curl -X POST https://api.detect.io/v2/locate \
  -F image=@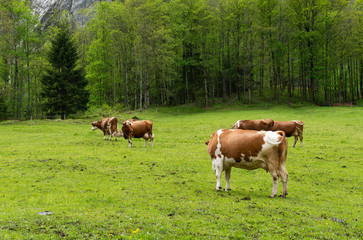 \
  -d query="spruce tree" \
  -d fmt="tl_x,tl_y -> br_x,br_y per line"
41,25 -> 88,118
